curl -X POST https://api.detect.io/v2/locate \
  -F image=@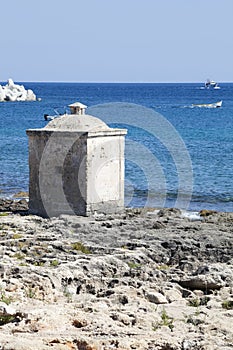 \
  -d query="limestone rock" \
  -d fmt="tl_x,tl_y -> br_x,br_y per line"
144,289 -> 168,304
0,198 -> 28,212
0,206 -> 232,349
0,79 -> 37,102
0,302 -> 16,316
